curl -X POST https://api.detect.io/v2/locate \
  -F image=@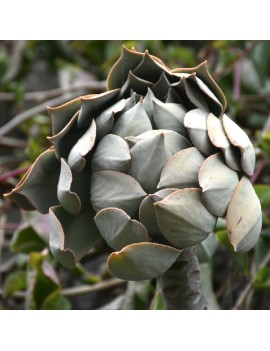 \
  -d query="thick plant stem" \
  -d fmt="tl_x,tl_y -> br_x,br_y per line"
158,247 -> 207,310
